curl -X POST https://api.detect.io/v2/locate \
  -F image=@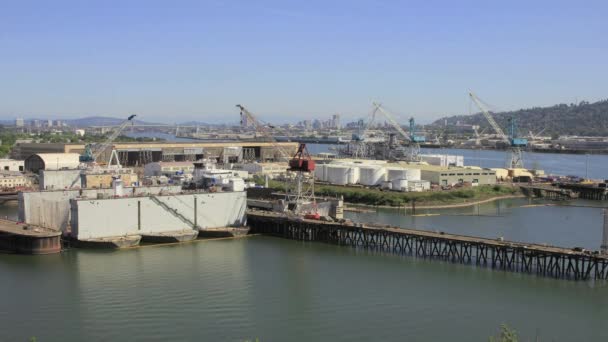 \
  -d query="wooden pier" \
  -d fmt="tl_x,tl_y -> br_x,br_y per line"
520,185 -> 576,200
247,211 -> 608,281
558,183 -> 608,200
521,184 -> 608,201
